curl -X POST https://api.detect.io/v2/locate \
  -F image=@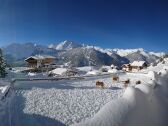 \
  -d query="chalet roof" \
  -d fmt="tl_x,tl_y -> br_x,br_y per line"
131,61 -> 146,67
25,55 -> 55,61
122,64 -> 130,66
